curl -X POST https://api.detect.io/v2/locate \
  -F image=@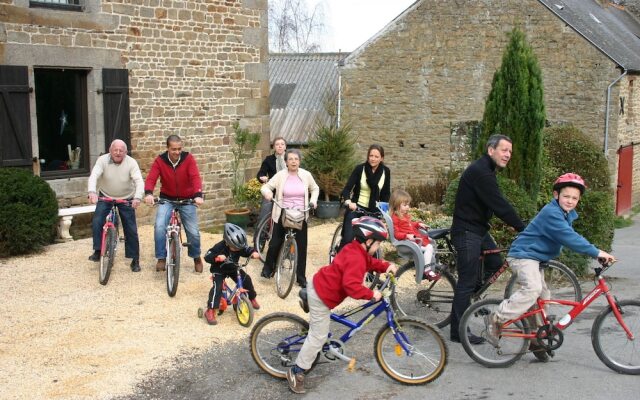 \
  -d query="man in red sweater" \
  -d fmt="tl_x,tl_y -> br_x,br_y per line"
144,135 -> 204,272
285,217 -> 397,394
